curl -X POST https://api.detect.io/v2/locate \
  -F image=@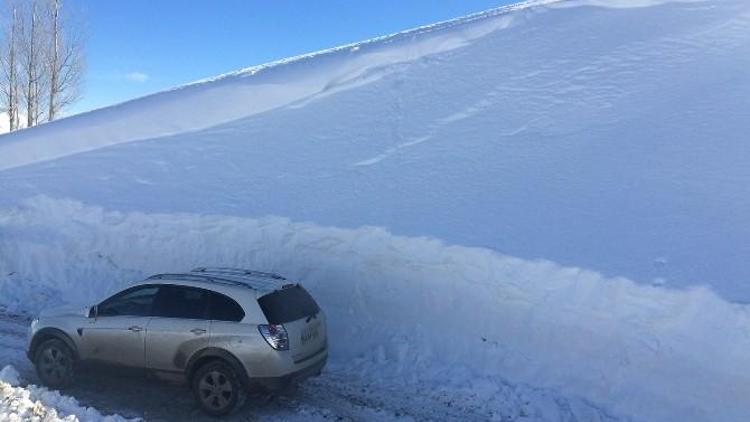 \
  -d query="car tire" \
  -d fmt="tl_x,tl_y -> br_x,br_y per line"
192,360 -> 247,416
34,338 -> 75,389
